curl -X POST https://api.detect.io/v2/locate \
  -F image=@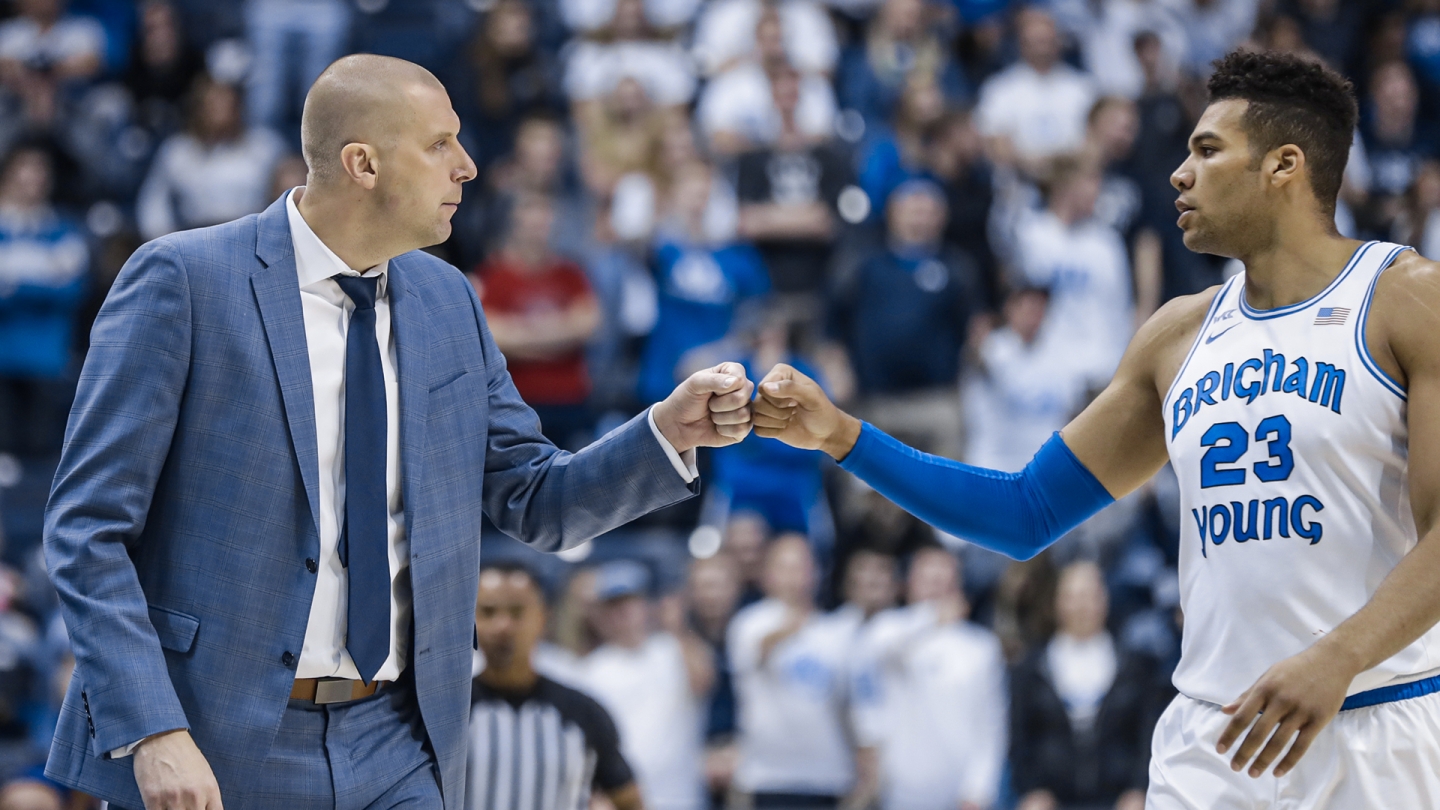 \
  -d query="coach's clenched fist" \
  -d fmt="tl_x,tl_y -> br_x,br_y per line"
652,361 -> 755,452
